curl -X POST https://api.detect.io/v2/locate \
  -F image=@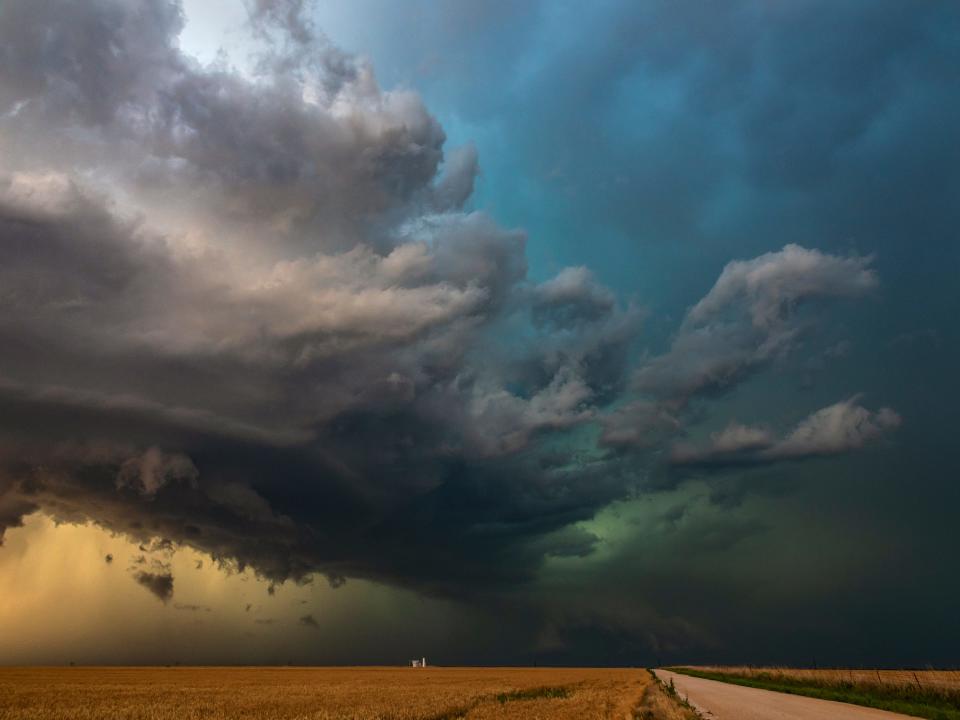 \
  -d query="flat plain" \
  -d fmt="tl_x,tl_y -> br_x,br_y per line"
0,666 -> 650,720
